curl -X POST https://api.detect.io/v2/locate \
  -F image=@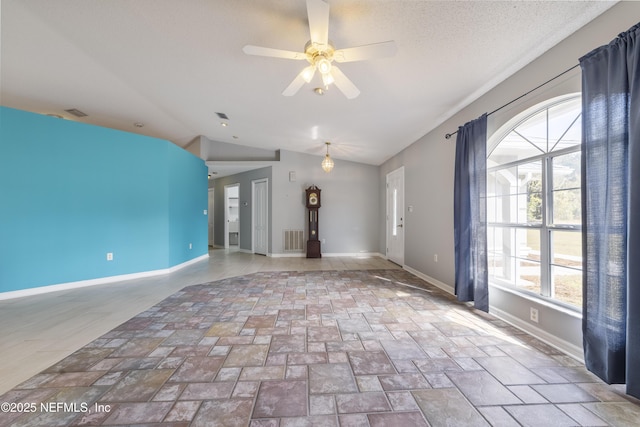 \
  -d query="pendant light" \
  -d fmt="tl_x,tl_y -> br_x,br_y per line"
321,142 -> 334,173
